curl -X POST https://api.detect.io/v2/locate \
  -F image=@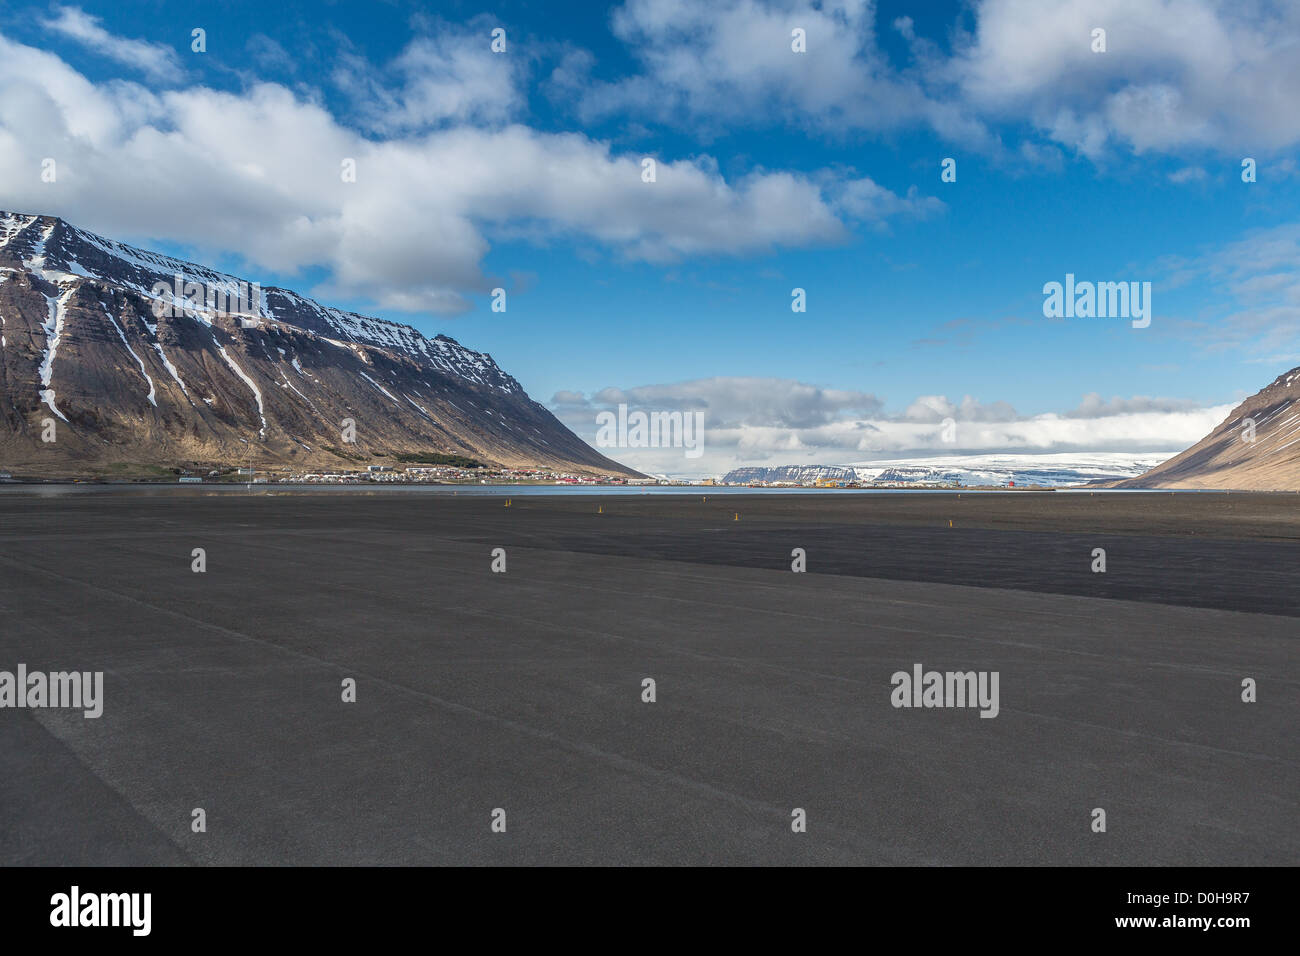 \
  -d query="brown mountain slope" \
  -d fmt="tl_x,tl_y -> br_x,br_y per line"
0,212 -> 637,479
1114,367 -> 1300,490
